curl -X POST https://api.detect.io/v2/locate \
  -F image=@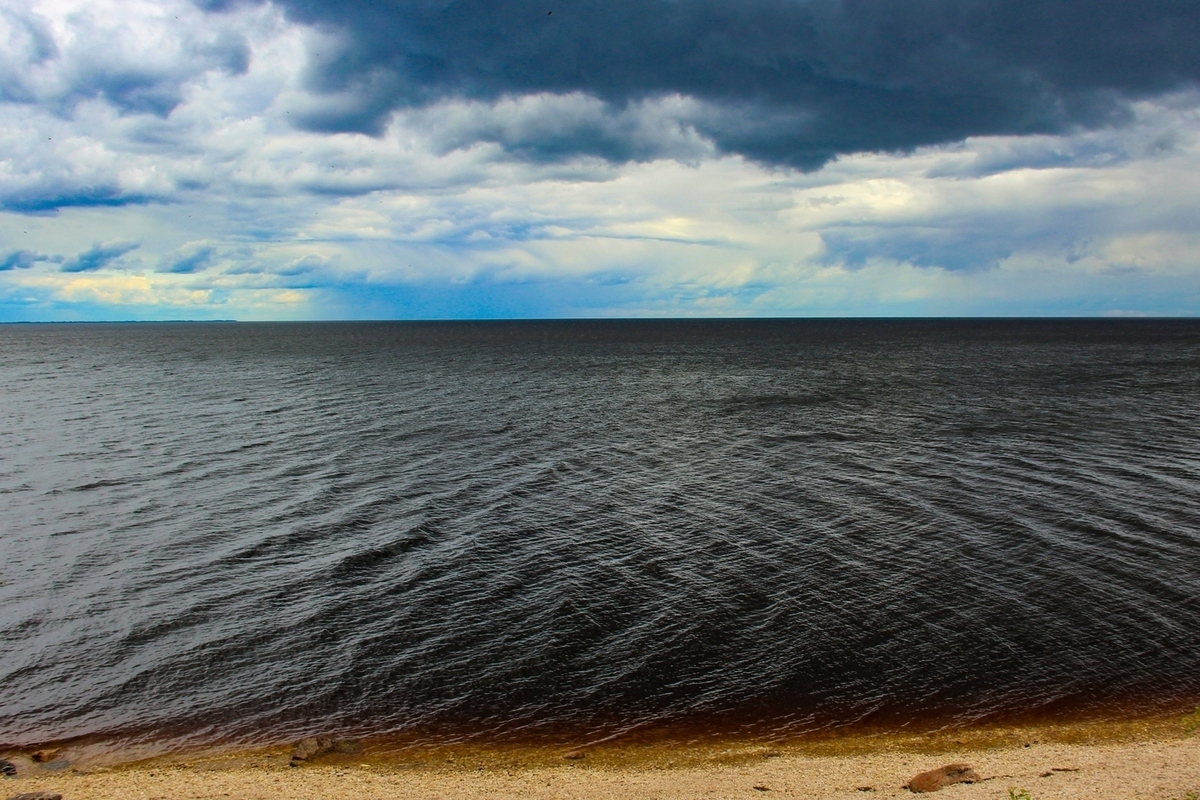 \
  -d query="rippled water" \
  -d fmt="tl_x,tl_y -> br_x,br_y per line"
2,320 -> 1199,752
